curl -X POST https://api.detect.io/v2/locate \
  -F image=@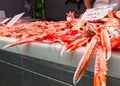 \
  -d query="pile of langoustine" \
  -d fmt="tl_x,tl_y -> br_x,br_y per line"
0,10 -> 120,86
